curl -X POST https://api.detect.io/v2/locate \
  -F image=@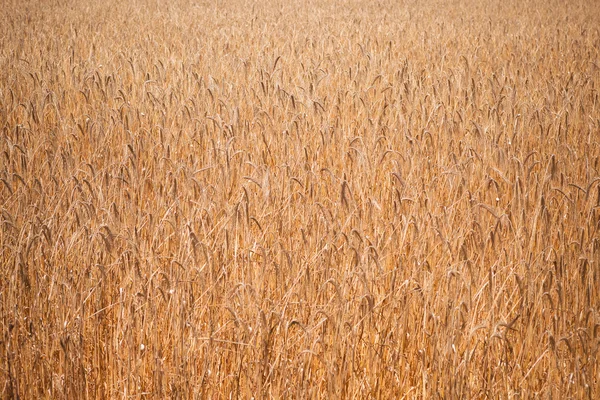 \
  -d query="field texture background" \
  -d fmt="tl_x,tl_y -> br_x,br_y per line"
2,0 -> 600,398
